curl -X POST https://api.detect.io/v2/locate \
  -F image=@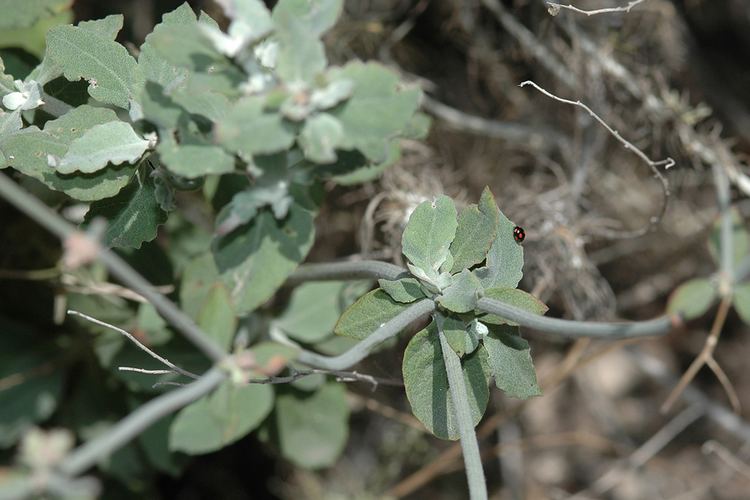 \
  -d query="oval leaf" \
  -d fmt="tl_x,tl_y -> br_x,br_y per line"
334,289 -> 409,340
733,283 -> 750,325
483,325 -> 541,399
54,121 -> 149,174
666,278 -> 716,320
402,195 -> 457,278
449,187 -> 500,273
402,324 -> 489,440
437,269 -> 482,313
169,380 -> 273,454
377,277 -> 426,304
